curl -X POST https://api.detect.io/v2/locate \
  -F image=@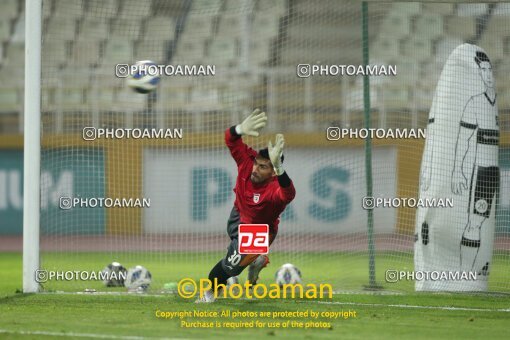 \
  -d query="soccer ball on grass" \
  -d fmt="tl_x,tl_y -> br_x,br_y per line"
101,262 -> 127,287
275,263 -> 302,286
125,265 -> 152,292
